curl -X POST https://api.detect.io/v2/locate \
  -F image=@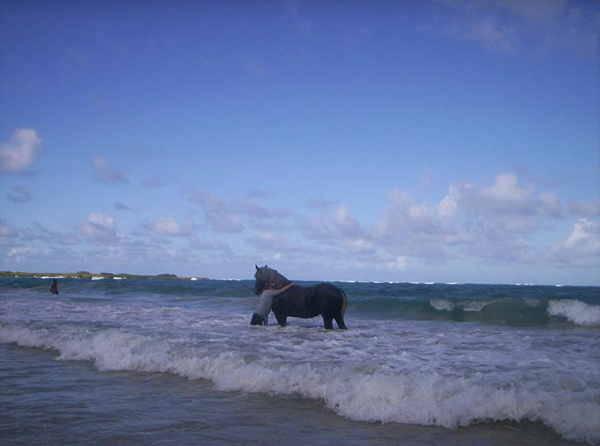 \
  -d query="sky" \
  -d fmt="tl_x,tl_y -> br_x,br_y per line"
1,0 -> 599,285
